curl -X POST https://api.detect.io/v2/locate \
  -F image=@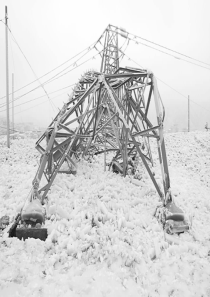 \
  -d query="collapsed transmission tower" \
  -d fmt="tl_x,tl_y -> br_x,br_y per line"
15,25 -> 189,236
